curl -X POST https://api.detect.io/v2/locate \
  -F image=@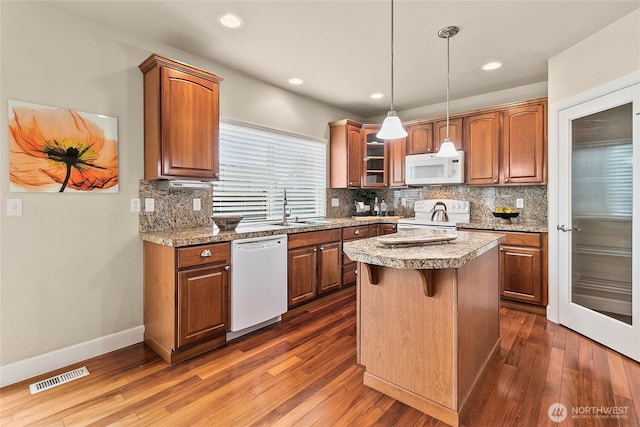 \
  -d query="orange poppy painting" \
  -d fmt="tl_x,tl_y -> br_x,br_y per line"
8,100 -> 119,193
